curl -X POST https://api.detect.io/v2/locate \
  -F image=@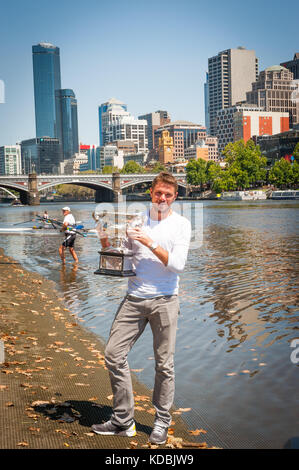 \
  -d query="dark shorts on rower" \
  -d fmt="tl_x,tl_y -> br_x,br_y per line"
62,233 -> 76,248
